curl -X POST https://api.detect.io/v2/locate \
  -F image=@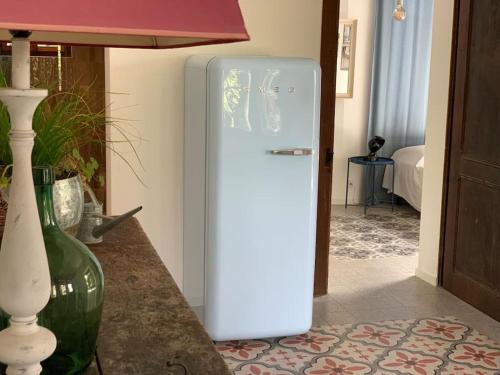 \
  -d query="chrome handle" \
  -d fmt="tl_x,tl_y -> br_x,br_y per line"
269,148 -> 313,156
